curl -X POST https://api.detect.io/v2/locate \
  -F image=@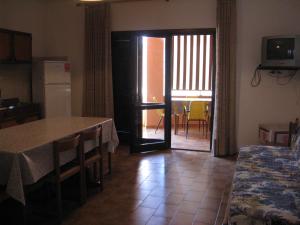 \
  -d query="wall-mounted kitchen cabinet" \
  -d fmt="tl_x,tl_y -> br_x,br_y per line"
0,29 -> 32,64
0,30 -> 12,62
